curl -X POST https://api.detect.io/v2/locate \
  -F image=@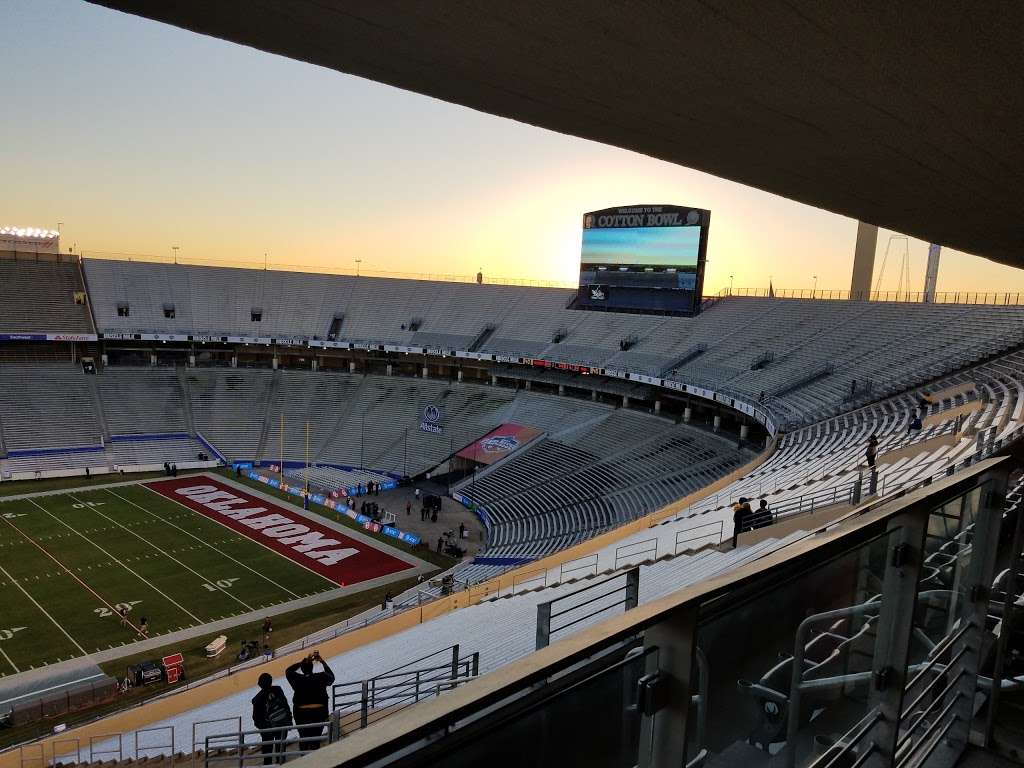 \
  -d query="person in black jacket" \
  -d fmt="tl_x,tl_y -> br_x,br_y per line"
285,652 -> 335,750
252,673 -> 292,765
